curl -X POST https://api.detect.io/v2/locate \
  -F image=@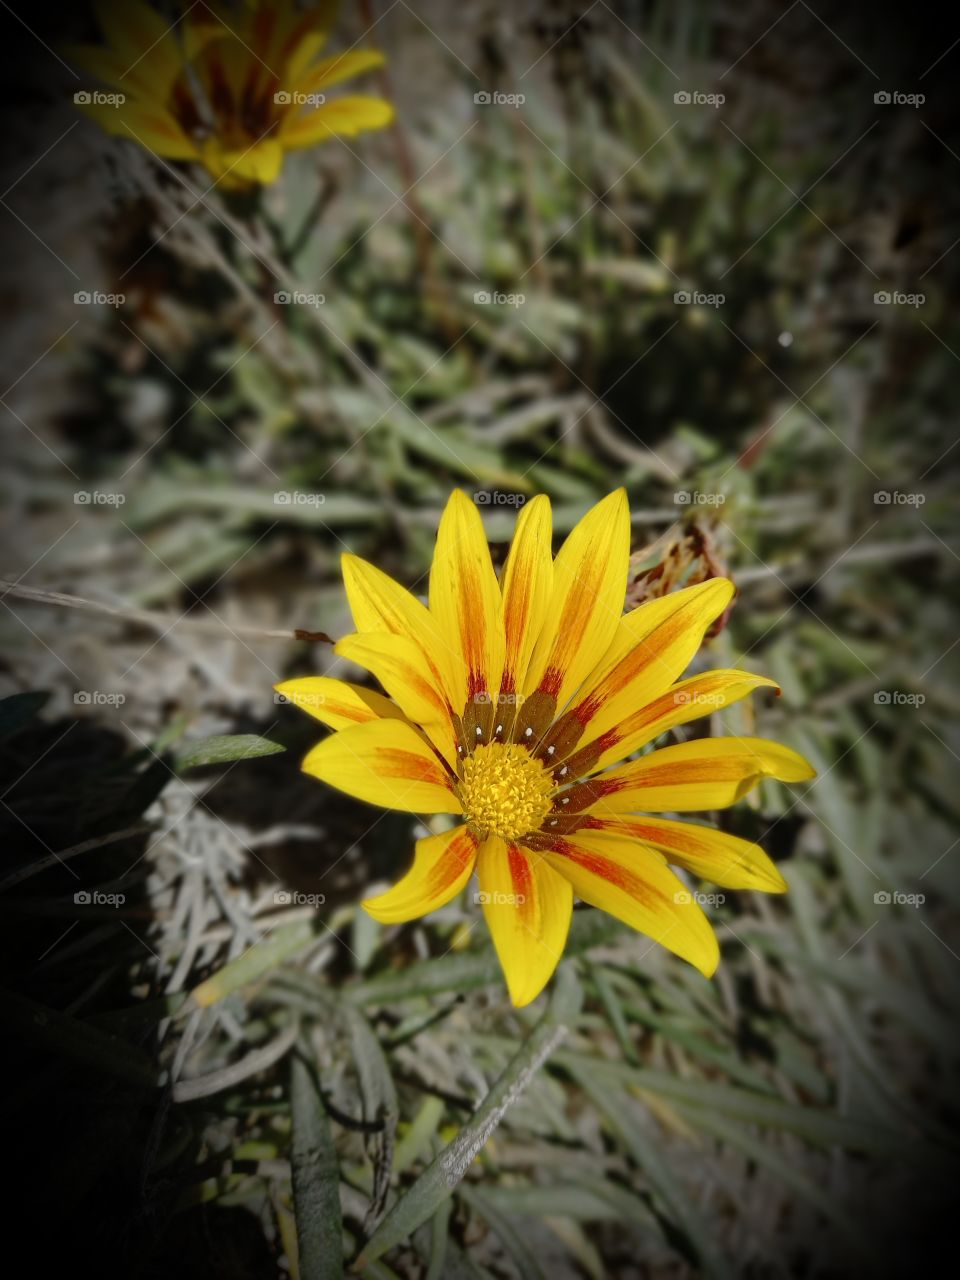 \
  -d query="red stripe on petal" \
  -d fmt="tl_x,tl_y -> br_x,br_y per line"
426,829 -> 477,898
